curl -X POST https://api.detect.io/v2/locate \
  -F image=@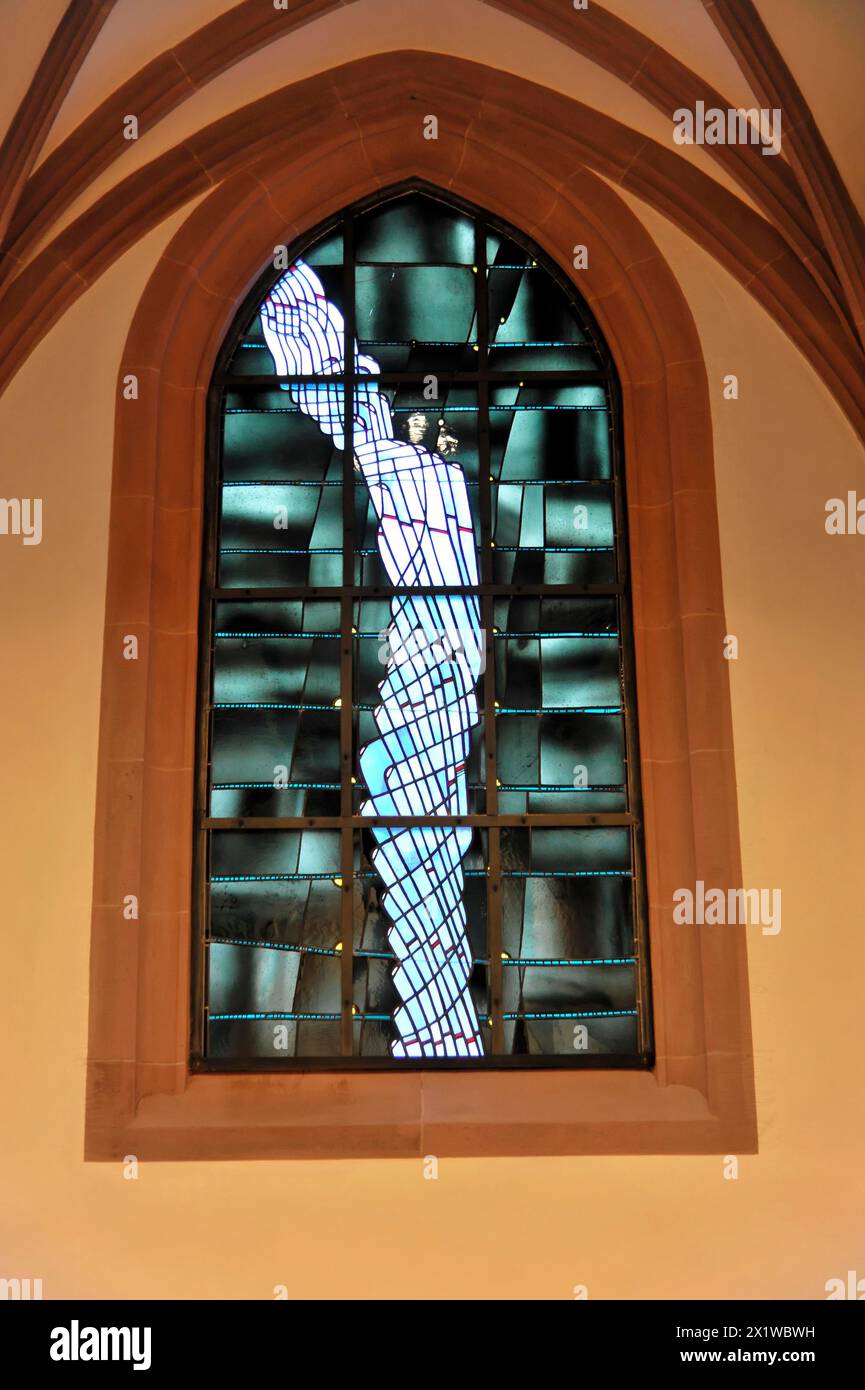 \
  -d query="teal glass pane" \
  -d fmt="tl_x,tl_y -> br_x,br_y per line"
493,594 -> 627,813
490,382 -> 613,581
220,389 -> 343,579
305,230 -> 344,265
210,601 -> 342,817
487,230 -> 603,370
218,477 -> 343,587
222,392 -> 342,482
490,384 -> 612,481
499,826 -> 636,1056
356,193 -> 475,263
355,264 -> 477,371
207,829 -> 343,1059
